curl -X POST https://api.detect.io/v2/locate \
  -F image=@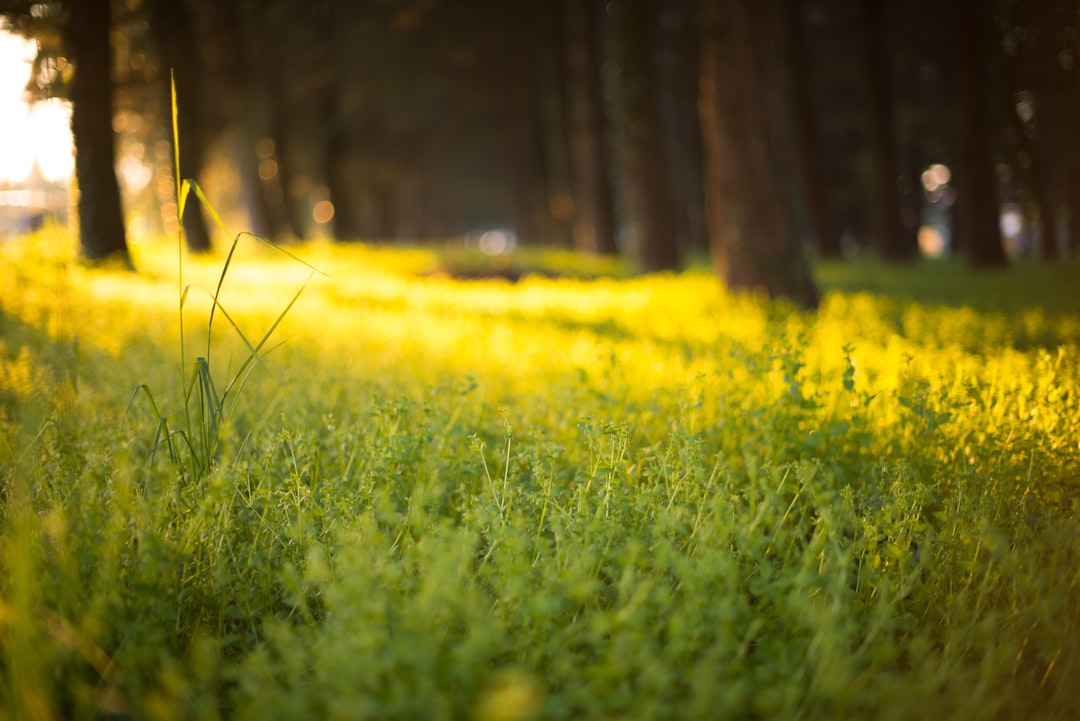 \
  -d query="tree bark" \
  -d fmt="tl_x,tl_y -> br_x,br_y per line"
197,0 -> 282,240
147,0 -> 212,252
511,86 -> 543,244
322,87 -> 361,241
1066,71 -> 1080,256
234,121 -> 277,239
860,0 -> 914,261
651,0 -> 707,256
607,0 -> 680,272
319,1 -> 364,242
954,0 -> 1007,268
790,0 -> 841,258
564,0 -> 618,255
267,80 -> 309,241
66,0 -> 130,265
1031,0 -> 1063,259
698,0 -> 818,307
